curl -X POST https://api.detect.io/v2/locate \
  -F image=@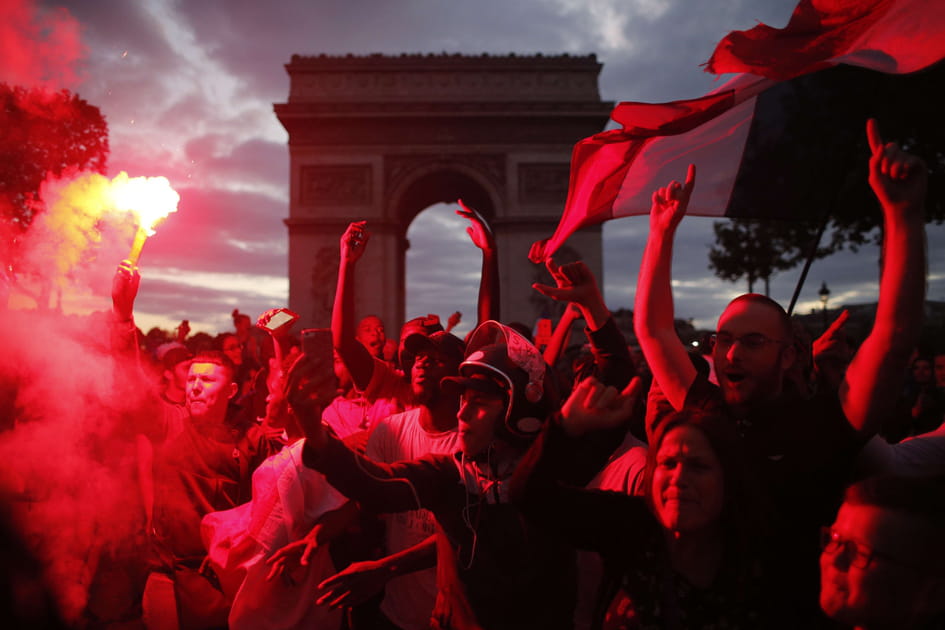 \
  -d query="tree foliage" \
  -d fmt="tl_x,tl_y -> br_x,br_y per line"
708,218 -> 830,294
0,84 -> 109,232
